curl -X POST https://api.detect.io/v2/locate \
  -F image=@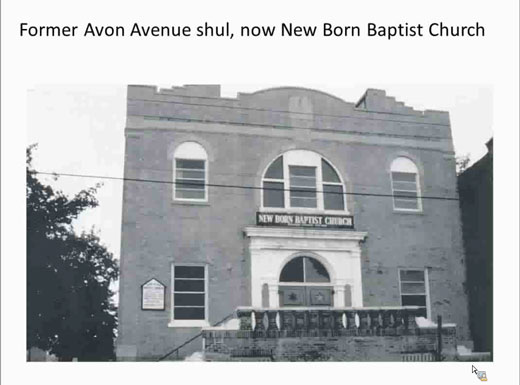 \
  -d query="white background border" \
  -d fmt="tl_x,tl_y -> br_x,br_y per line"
2,0 -> 519,384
